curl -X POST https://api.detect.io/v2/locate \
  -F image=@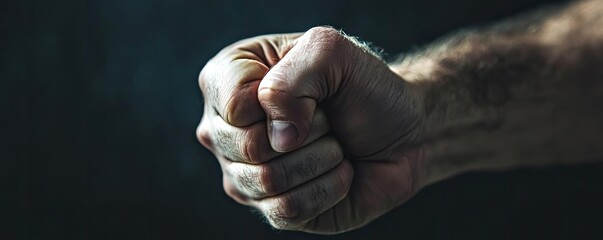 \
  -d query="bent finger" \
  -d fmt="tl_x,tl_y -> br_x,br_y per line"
199,33 -> 302,127
252,159 -> 354,230
209,108 -> 330,164
224,136 -> 344,199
